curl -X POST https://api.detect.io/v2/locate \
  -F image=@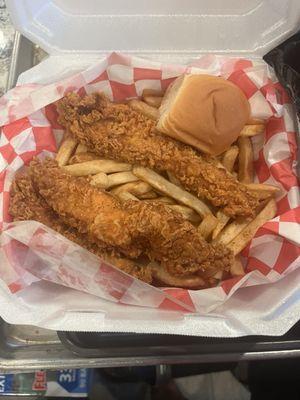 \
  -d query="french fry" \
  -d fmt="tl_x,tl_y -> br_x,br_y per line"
240,124 -> 265,137
154,196 -> 176,205
133,166 -> 211,217
230,257 -> 245,276
142,89 -> 164,98
75,143 -> 88,154
198,214 -> 218,239
247,117 -> 266,125
150,262 -> 206,289
212,211 -> 230,240
167,171 -> 182,186
169,205 -> 201,223
56,135 -> 77,166
69,152 -> 98,164
128,99 -> 159,120
138,190 -> 158,199
213,271 -> 223,280
215,218 -> 250,245
116,191 -> 139,202
93,171 -> 138,189
245,183 -> 281,200
227,199 -> 277,255
90,172 -> 109,189
222,145 -> 239,172
111,181 -> 153,197
143,95 -> 163,108
63,160 -> 132,176
238,136 -> 254,183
